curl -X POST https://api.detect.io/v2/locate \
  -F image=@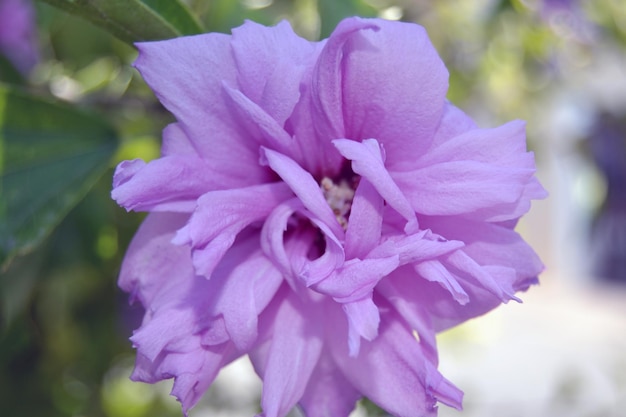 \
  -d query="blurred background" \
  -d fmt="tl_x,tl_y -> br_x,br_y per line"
1,0 -> 625,416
